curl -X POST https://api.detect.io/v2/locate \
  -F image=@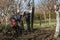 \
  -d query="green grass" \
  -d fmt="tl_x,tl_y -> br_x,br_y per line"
57,37 -> 60,40
0,19 -> 56,31
23,19 -> 56,30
